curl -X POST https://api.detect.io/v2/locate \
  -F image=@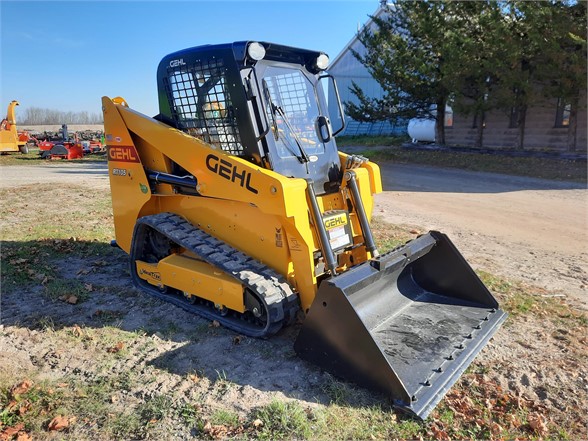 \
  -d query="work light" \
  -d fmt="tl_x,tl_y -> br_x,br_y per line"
247,42 -> 266,61
316,53 -> 329,70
